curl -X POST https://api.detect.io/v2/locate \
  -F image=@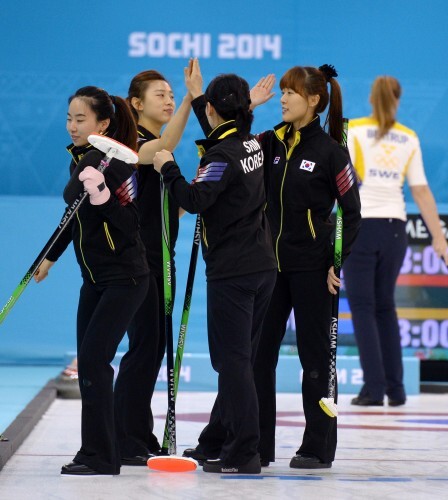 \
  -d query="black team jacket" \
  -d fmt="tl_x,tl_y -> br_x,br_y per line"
47,143 -> 149,285
136,125 -> 179,277
258,117 -> 361,272
191,95 -> 361,273
159,120 -> 277,281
